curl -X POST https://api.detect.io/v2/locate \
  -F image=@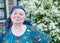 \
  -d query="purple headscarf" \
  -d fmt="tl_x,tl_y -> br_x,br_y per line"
10,5 -> 26,14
